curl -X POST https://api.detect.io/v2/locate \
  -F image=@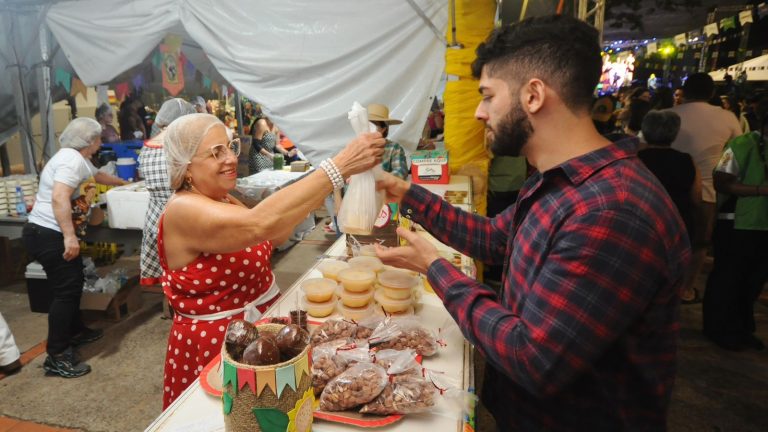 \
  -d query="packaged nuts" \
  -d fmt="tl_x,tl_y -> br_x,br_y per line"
359,379 -> 436,415
319,363 -> 387,411
310,319 -> 358,345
